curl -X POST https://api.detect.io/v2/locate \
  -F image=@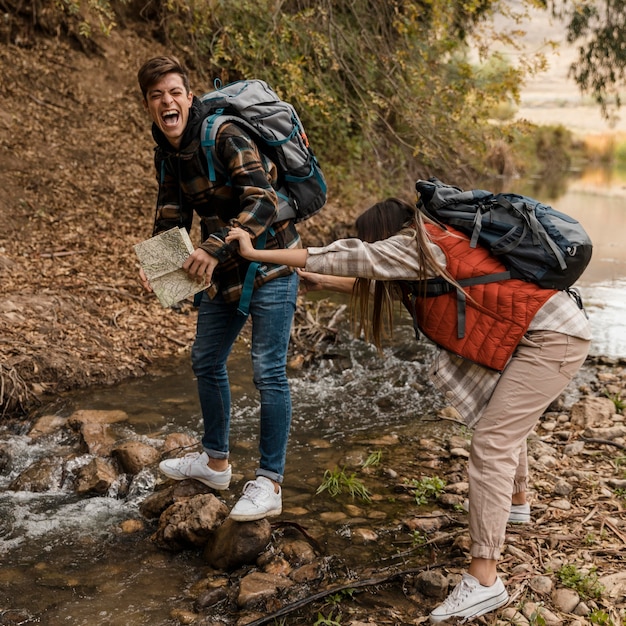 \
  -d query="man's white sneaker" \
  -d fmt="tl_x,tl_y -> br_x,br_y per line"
229,476 -> 282,522
462,499 -> 531,524
159,451 -> 231,490
429,573 -> 508,623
